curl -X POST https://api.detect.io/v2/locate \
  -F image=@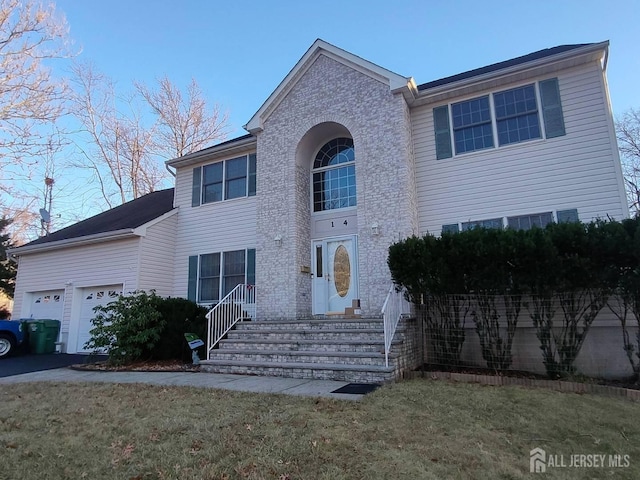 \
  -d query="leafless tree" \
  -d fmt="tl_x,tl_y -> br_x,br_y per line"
71,66 -> 228,208
0,0 -> 71,190
616,108 -> 640,215
70,63 -> 166,208
136,76 -> 229,159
